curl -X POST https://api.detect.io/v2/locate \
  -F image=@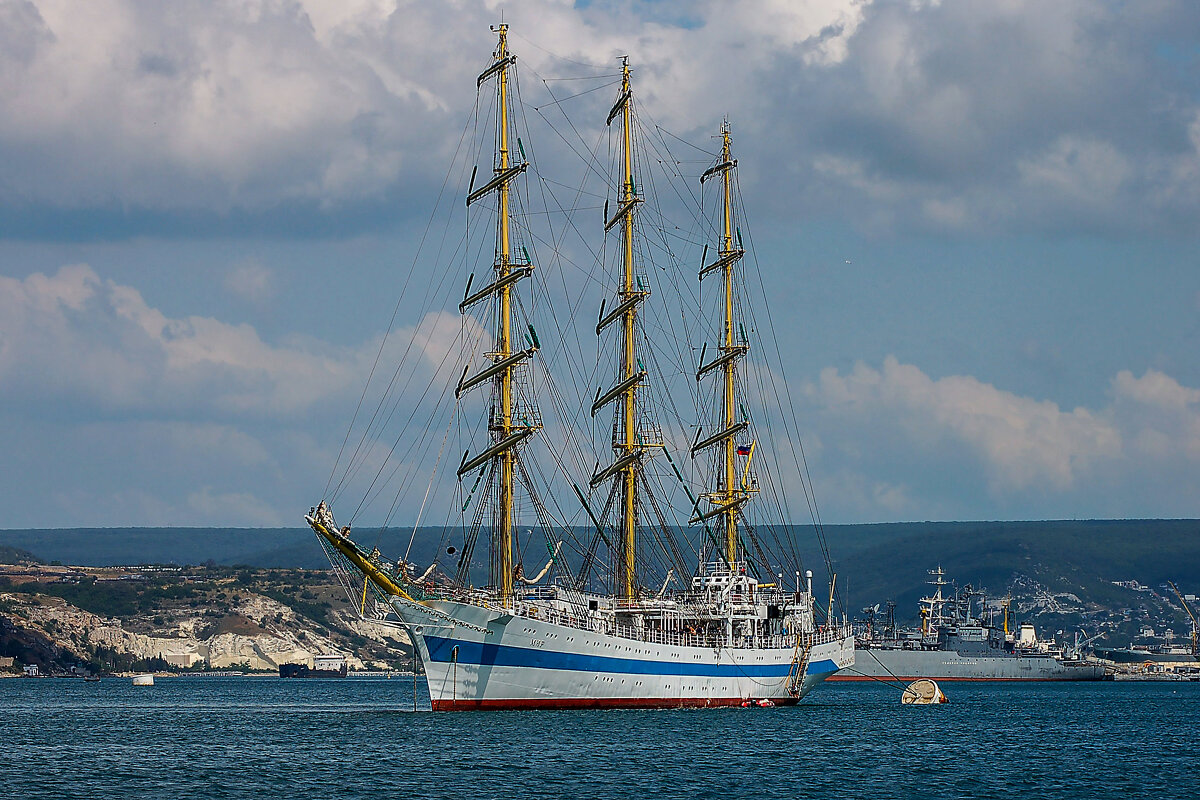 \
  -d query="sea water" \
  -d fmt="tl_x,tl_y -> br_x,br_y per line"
2,677 -> 1196,799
